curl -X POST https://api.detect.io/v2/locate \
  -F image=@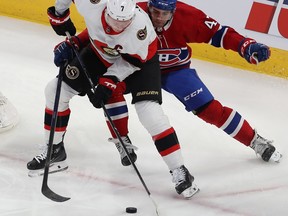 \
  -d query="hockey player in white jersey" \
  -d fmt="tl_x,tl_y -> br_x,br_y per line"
0,91 -> 19,133
27,0 -> 199,199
